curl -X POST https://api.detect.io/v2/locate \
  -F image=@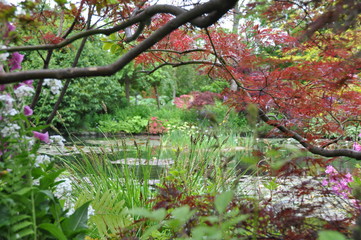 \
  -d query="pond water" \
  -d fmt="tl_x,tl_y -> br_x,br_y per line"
42,134 -> 358,221
39,134 -> 356,179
